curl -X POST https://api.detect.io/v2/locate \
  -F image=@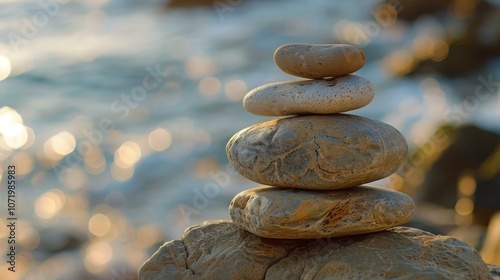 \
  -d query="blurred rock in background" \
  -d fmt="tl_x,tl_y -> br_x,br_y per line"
387,0 -> 500,77
379,0 -> 500,263
413,125 -> 500,224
